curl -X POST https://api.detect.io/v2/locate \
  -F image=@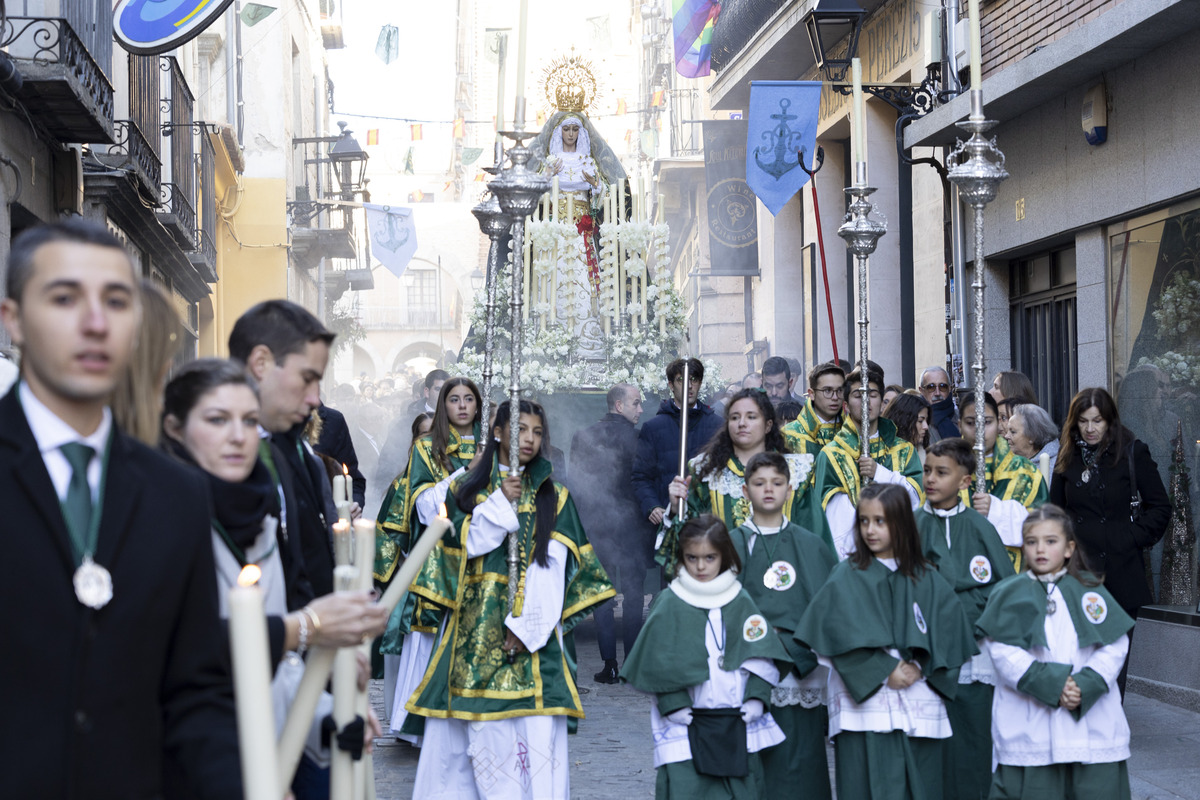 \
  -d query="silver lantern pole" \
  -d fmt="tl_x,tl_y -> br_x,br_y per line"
838,162 -> 887,466
487,109 -> 550,643
471,176 -> 513,431
947,91 -> 1008,496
